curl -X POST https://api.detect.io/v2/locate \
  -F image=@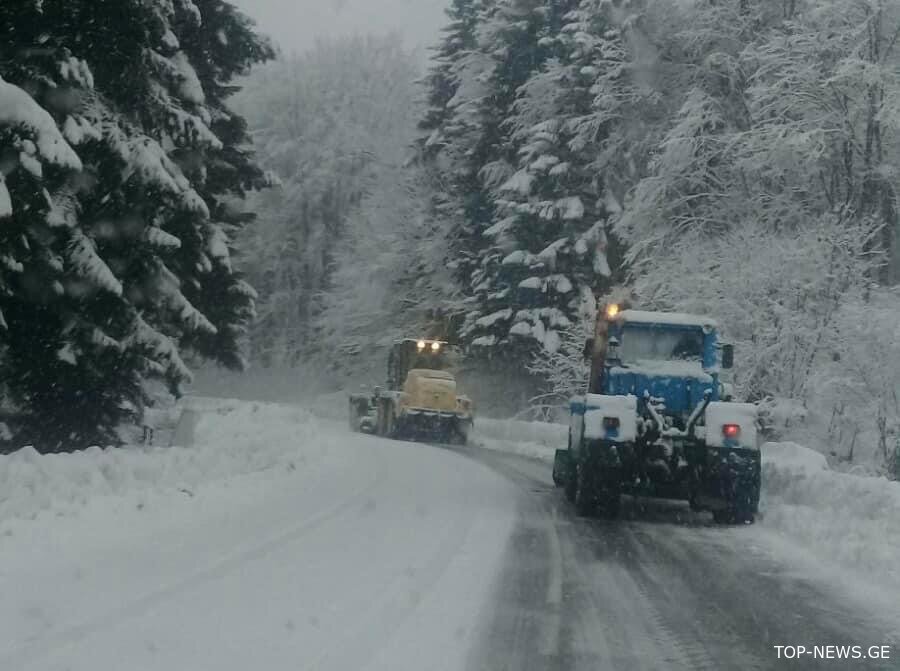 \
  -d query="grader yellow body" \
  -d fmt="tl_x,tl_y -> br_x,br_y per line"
349,339 -> 474,445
